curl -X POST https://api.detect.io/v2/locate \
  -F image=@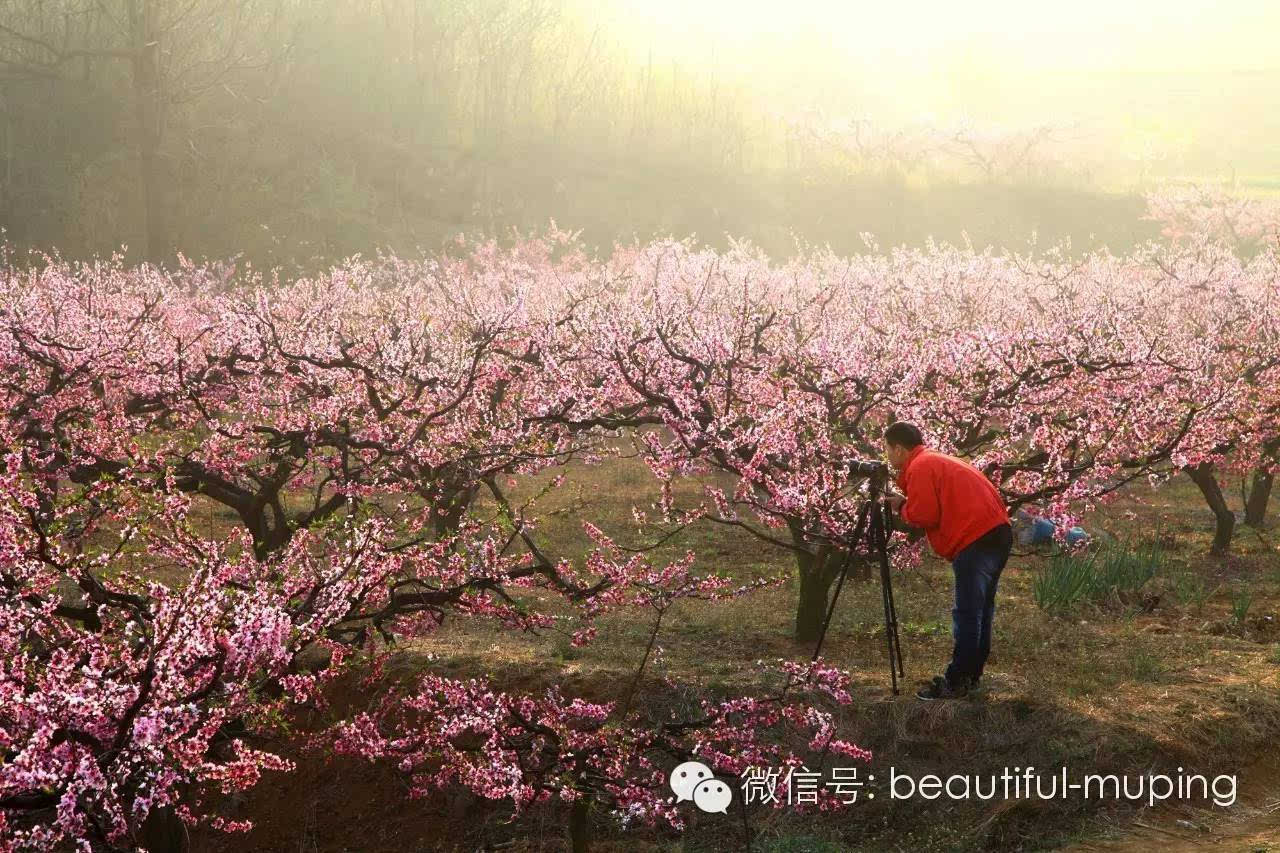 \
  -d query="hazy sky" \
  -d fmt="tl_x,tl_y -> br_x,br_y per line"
605,0 -> 1280,74
580,0 -> 1280,160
